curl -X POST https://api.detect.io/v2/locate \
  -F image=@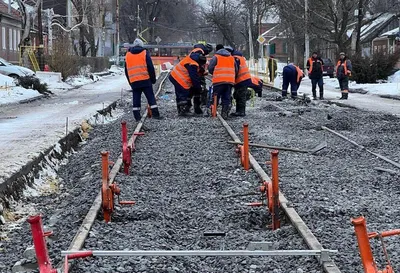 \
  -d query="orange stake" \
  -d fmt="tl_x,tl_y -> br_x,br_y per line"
270,150 -> 280,230
212,94 -> 217,118
243,123 -> 250,171
101,151 -> 113,223
351,217 -> 380,273
147,105 -> 152,118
